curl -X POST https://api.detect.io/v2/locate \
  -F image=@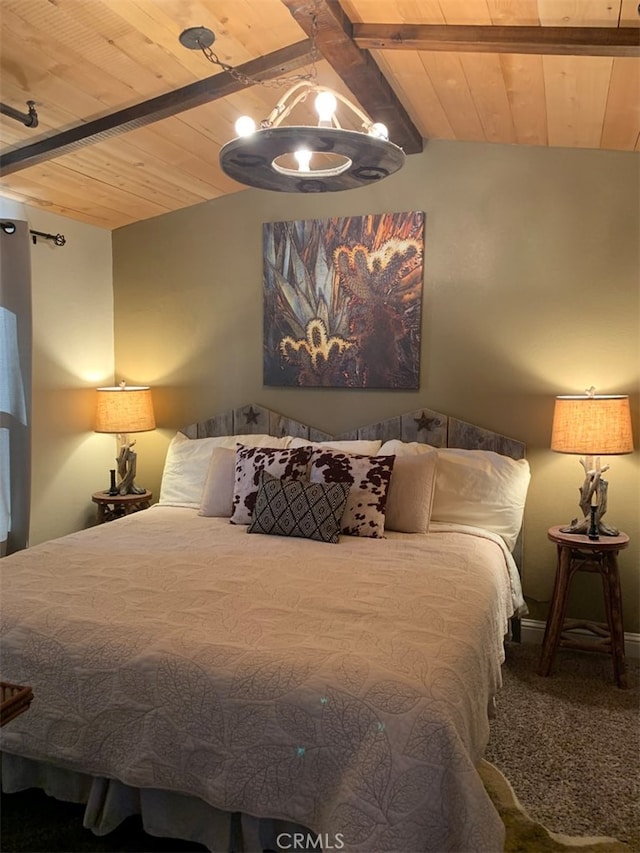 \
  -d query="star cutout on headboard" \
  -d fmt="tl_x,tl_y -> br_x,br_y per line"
414,411 -> 438,433
244,406 -> 260,425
